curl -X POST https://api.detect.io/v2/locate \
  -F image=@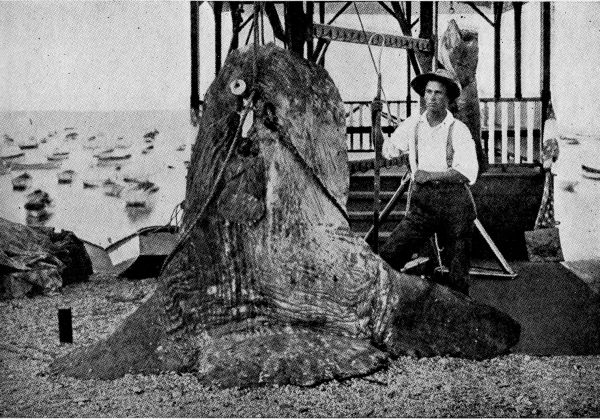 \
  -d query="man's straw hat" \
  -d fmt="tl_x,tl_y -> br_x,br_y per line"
410,68 -> 462,101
